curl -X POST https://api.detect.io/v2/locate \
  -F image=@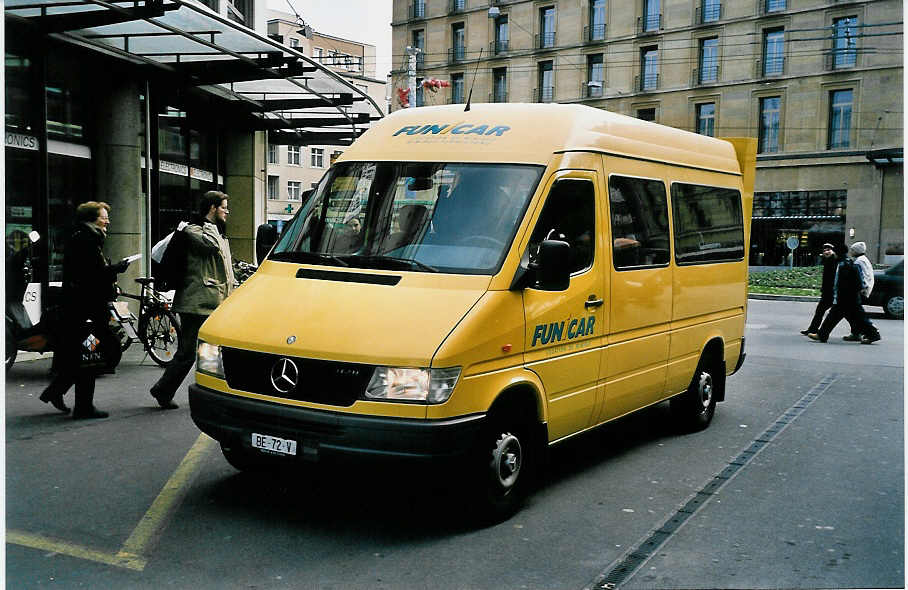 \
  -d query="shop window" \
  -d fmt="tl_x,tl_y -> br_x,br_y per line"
608,175 -> 669,269
671,183 -> 744,264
